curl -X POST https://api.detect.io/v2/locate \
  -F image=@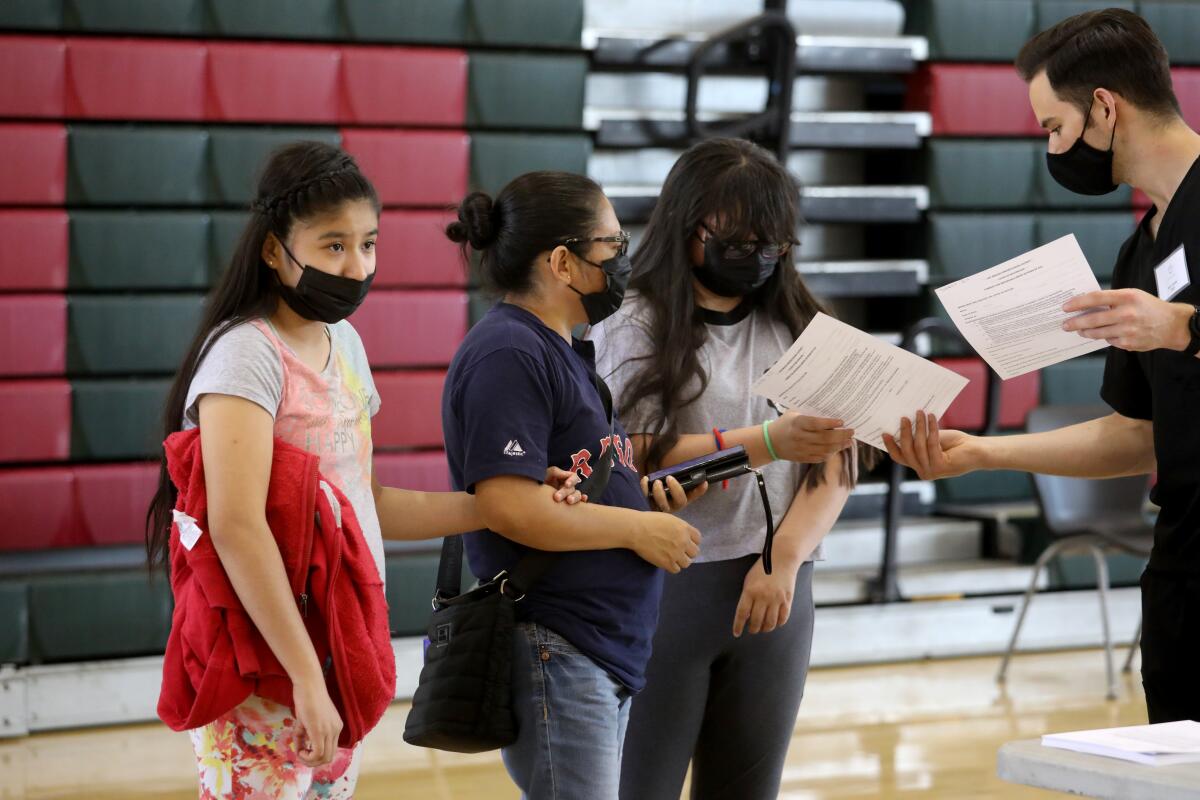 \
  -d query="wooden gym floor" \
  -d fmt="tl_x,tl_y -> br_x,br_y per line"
0,647 -> 1146,799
